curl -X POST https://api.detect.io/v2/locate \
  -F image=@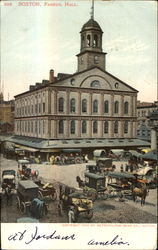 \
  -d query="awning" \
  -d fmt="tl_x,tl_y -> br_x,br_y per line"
15,145 -> 39,152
